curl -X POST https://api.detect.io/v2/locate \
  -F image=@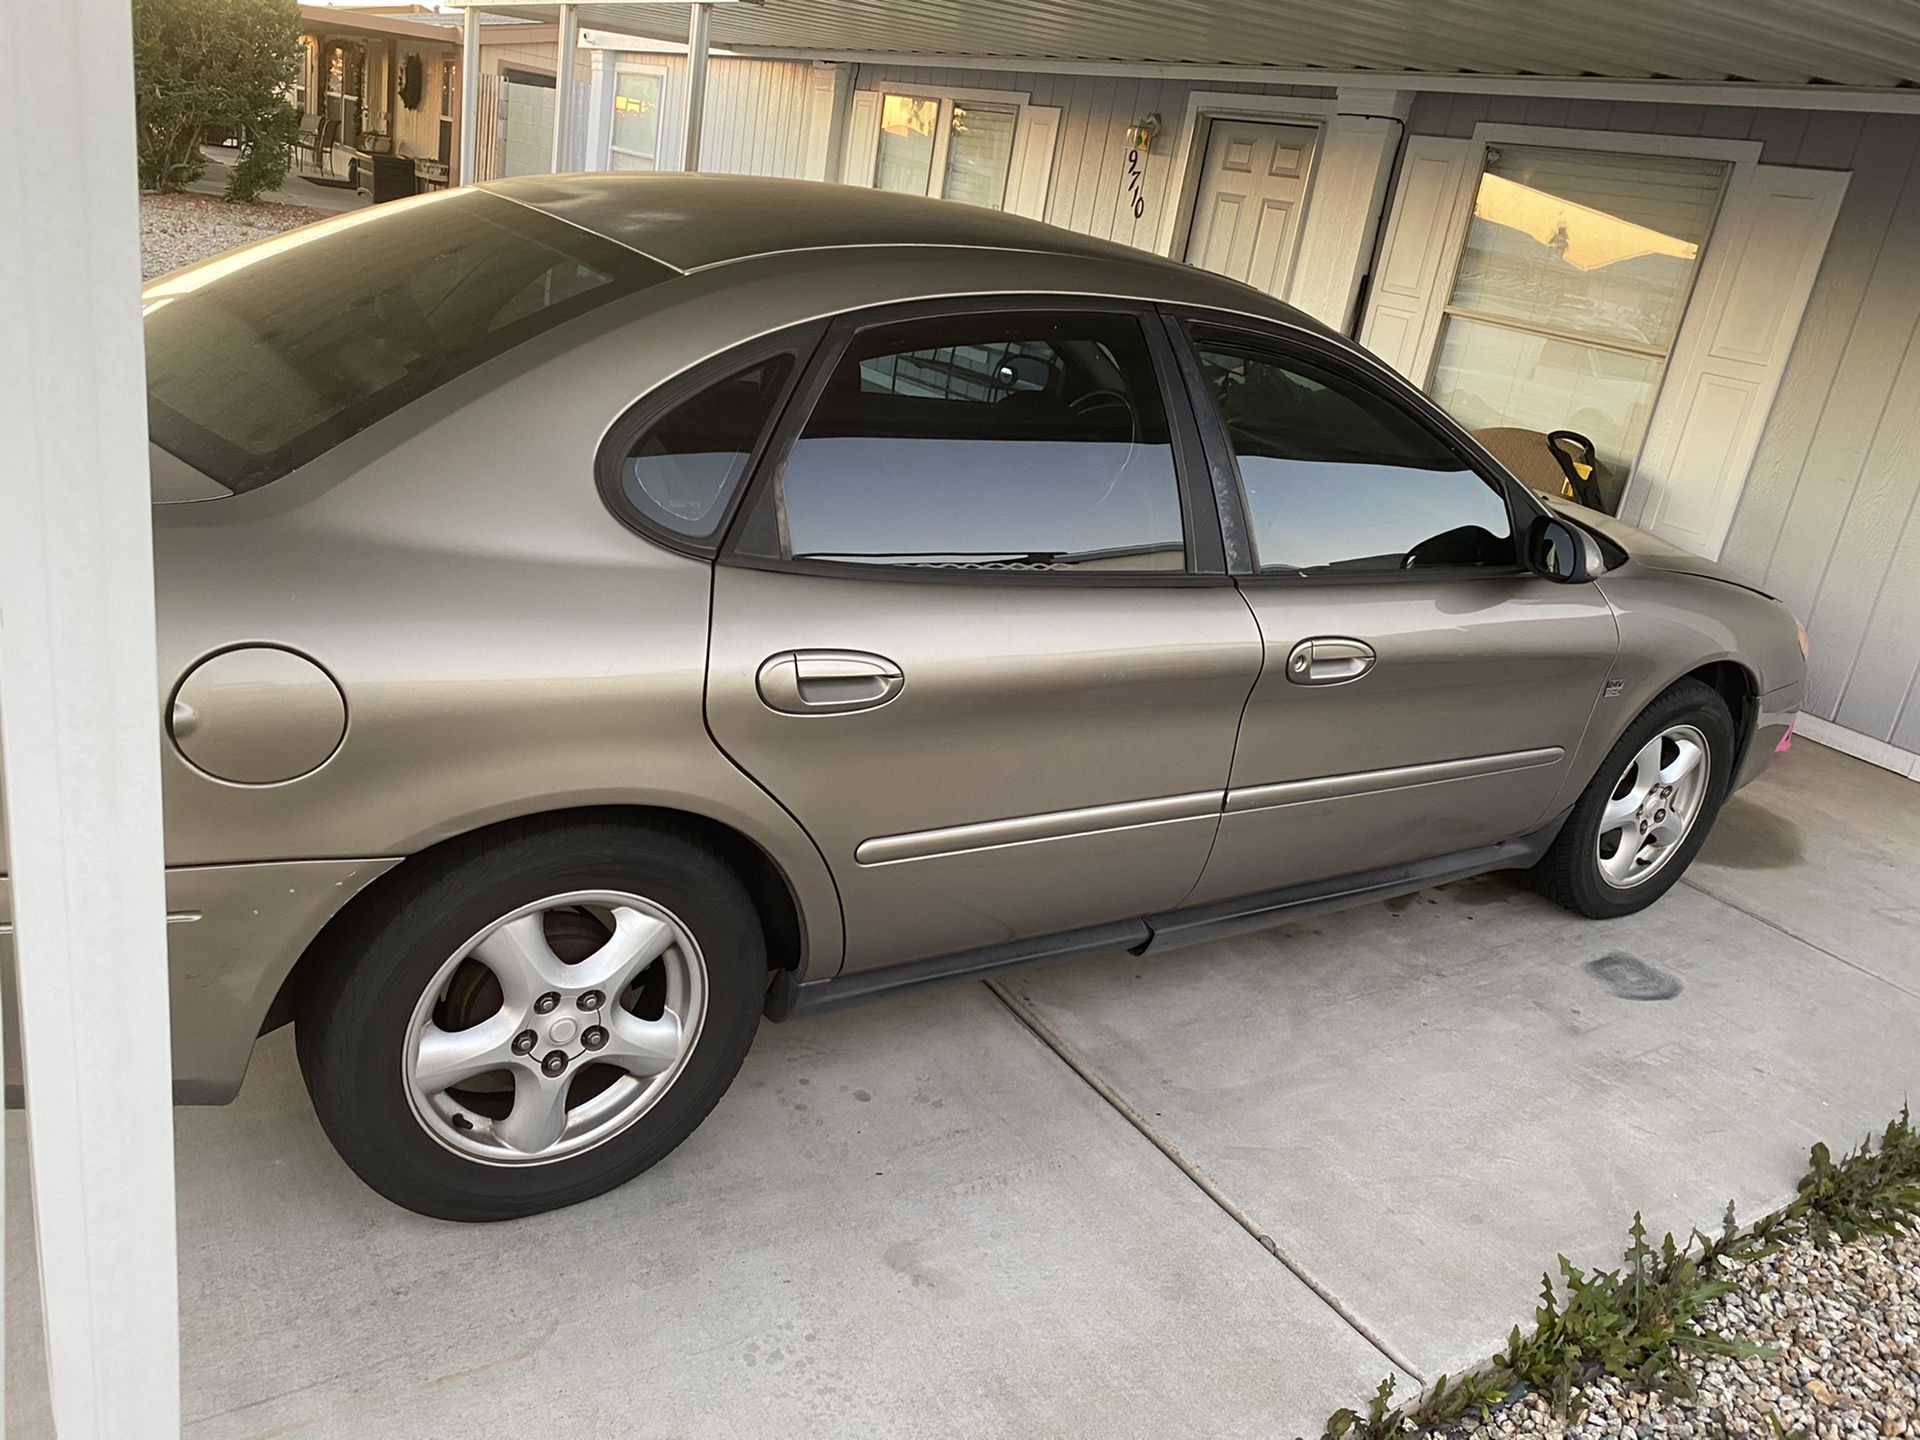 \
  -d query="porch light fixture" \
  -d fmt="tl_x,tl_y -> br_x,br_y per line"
1127,113 -> 1161,152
